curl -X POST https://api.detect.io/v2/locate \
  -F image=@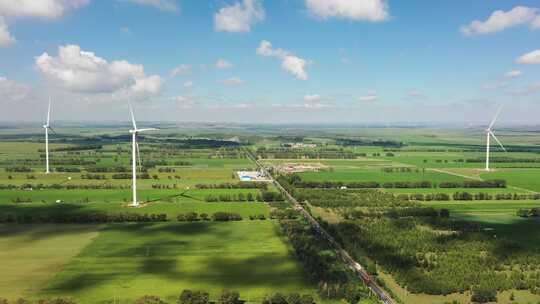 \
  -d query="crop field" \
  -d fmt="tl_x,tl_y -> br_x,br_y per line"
0,130 -> 327,304
36,221 -> 315,303
3,126 -> 540,304
261,127 -> 540,304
